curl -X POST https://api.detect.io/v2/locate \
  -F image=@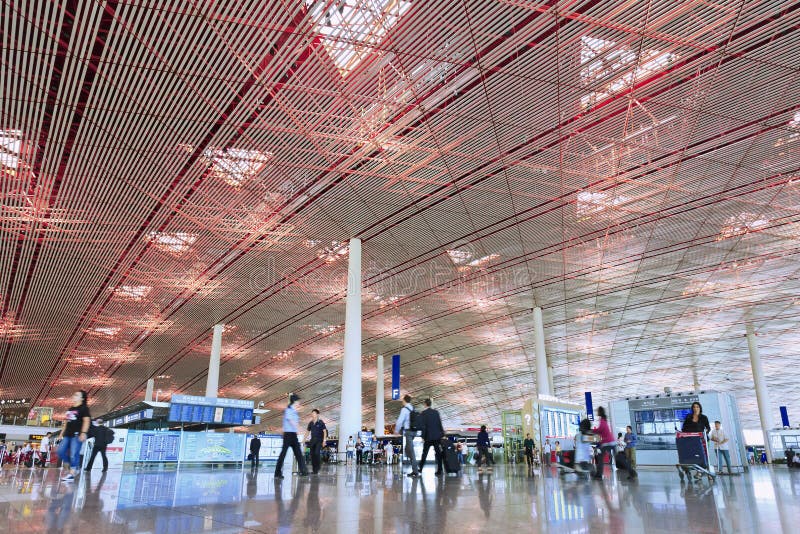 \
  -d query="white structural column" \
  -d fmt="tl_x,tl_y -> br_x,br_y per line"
206,324 -> 224,399
375,354 -> 385,436
145,378 -> 155,402
547,365 -> 555,395
339,238 -> 362,455
746,324 -> 773,462
533,306 -> 550,396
